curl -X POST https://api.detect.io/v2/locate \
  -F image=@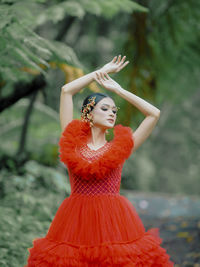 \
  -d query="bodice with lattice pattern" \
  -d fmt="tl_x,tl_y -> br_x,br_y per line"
68,142 -> 123,197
